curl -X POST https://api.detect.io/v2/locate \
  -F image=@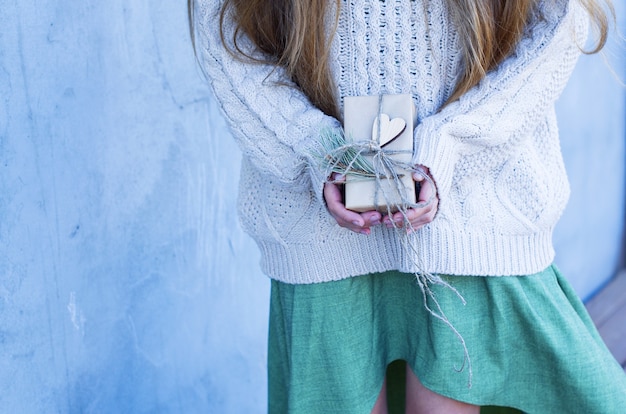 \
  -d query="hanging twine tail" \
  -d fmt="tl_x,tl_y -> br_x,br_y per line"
314,127 -> 473,388
398,211 -> 473,388
381,161 -> 473,387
